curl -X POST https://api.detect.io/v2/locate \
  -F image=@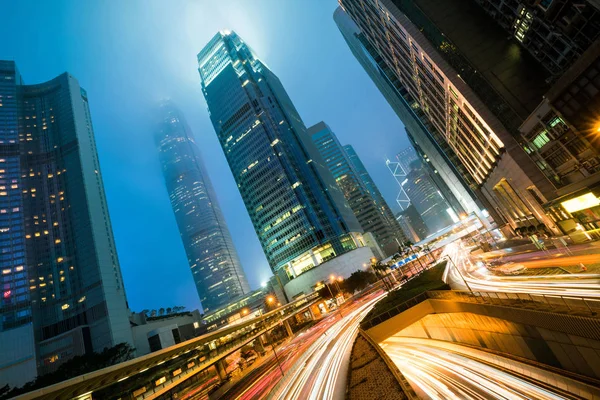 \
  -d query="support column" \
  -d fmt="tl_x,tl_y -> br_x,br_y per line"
215,359 -> 228,381
283,319 -> 294,337
260,331 -> 271,345
306,307 -> 315,321
253,338 -> 265,354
